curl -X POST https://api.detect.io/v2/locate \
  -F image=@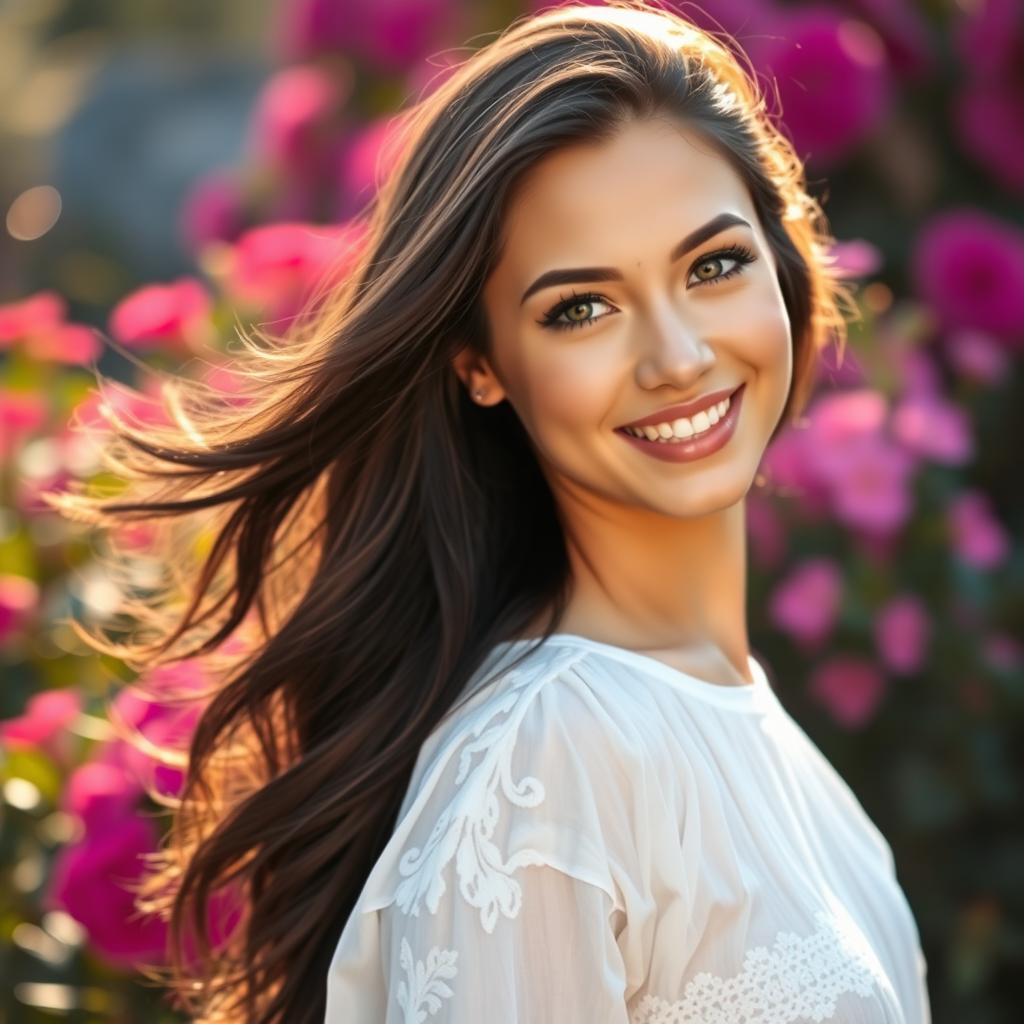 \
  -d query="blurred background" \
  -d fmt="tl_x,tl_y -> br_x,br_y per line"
0,0 -> 1021,1020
